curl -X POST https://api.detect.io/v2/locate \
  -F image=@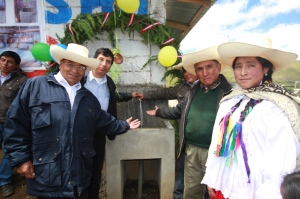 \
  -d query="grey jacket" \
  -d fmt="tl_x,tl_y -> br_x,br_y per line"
156,75 -> 232,157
